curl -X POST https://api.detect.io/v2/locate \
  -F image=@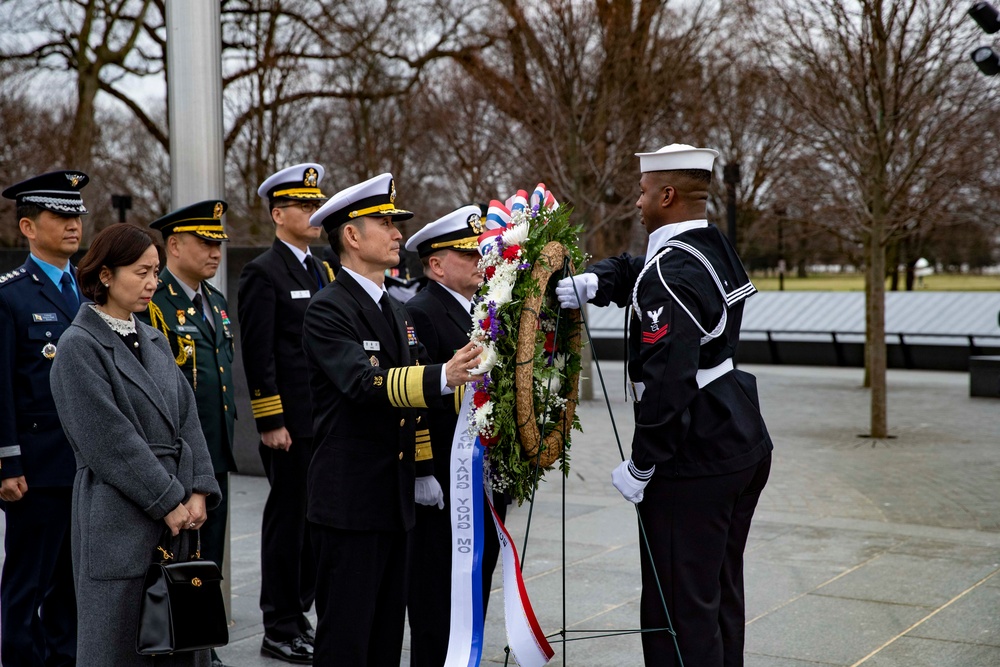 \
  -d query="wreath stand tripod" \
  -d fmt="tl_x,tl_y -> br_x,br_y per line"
497,254 -> 684,666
